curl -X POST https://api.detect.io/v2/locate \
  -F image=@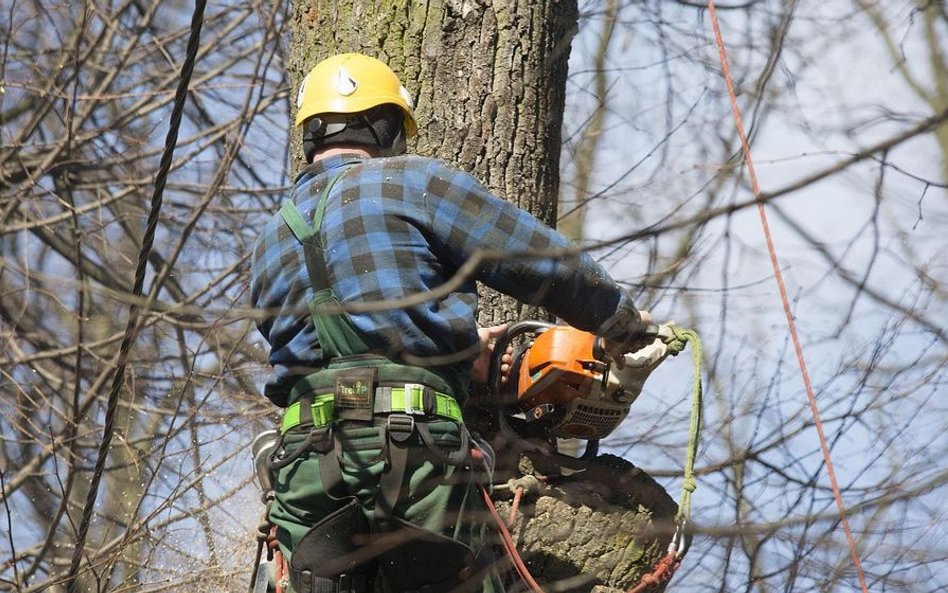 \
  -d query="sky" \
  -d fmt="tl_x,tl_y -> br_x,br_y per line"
563,2 -> 947,590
